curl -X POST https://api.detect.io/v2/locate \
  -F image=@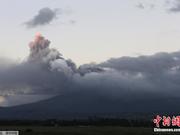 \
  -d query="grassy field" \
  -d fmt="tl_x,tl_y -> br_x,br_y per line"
0,126 -> 173,135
